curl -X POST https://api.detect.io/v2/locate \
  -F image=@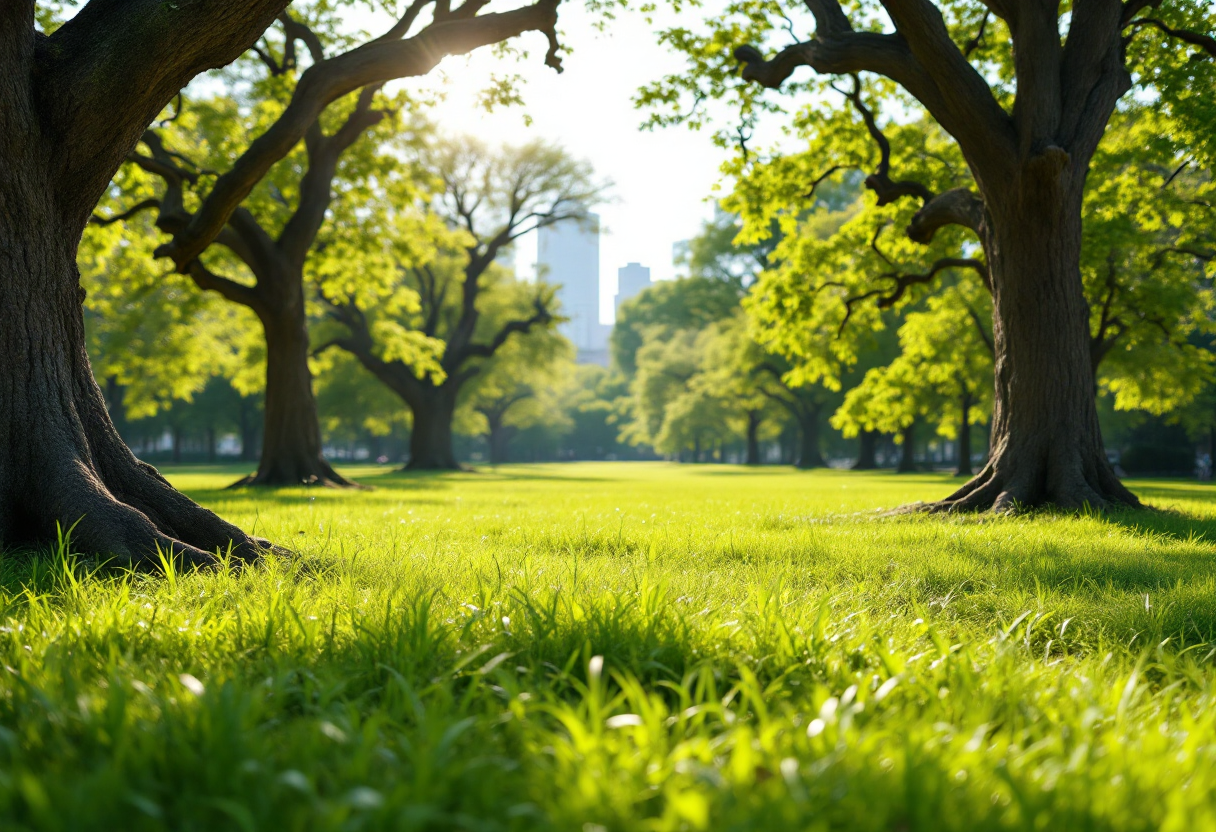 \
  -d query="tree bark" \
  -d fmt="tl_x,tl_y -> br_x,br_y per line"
934,181 -> 1139,511
0,201 -> 265,564
955,392 -> 973,478
231,303 -> 354,487
0,0 -> 293,563
852,429 -> 878,470
897,423 -> 918,473
794,411 -> 825,469
407,388 -> 461,470
745,410 -> 762,465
